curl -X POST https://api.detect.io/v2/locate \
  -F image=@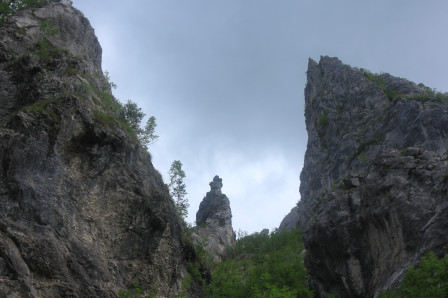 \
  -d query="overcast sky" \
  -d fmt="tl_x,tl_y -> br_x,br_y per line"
72,0 -> 448,233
